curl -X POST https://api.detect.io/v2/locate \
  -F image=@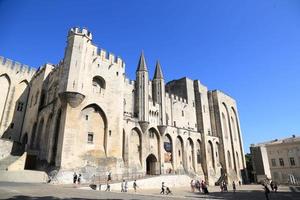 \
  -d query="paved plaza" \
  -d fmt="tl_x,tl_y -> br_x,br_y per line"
0,182 -> 299,200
